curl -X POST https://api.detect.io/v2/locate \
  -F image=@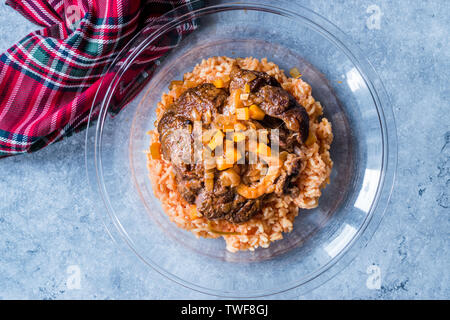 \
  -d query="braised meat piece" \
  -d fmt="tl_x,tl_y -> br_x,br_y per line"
196,184 -> 263,223
229,65 -> 309,142
157,111 -> 203,203
175,83 -> 228,124
255,85 -> 309,143
229,65 -> 281,92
